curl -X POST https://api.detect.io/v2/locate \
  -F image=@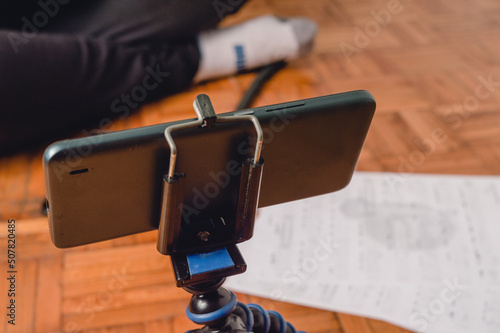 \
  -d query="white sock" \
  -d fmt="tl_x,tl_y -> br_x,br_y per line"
193,15 -> 317,83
